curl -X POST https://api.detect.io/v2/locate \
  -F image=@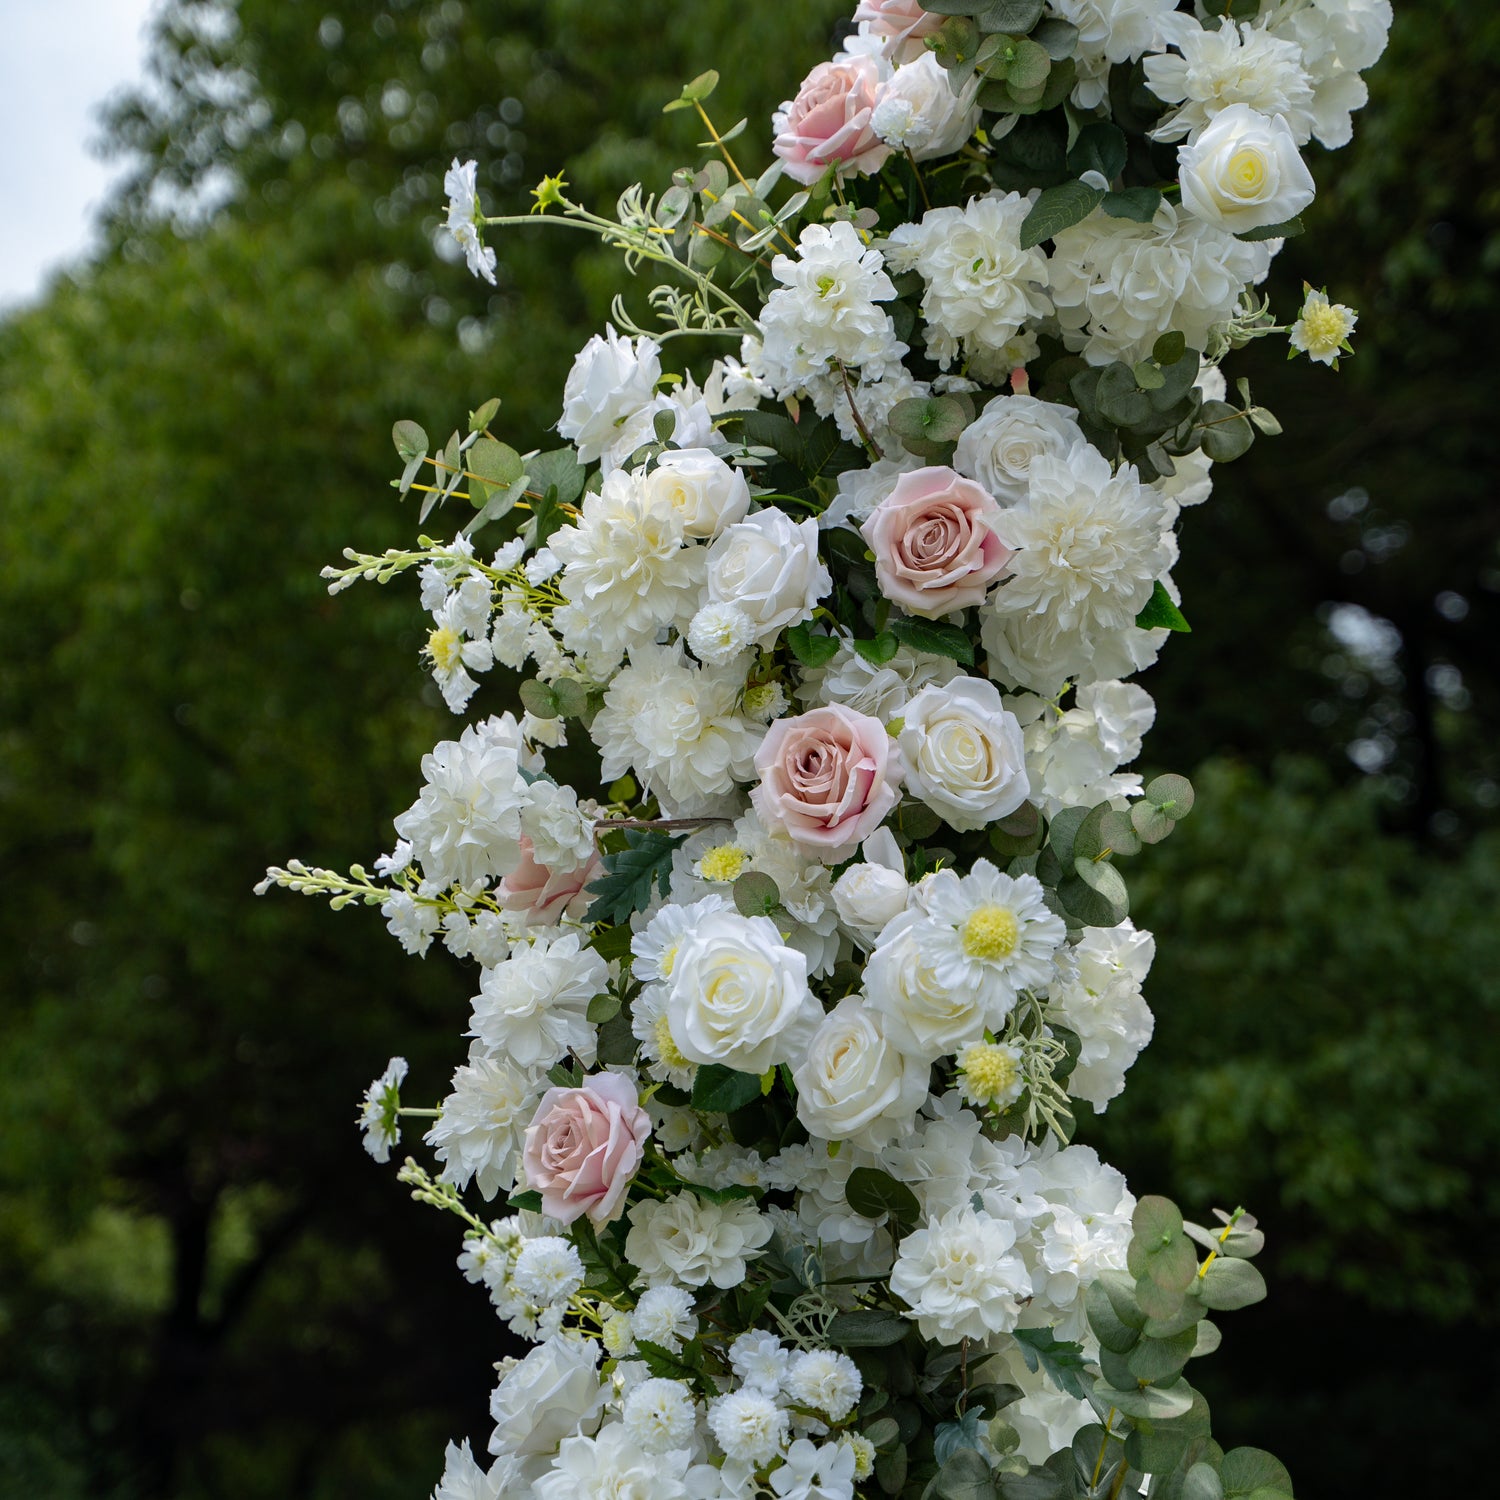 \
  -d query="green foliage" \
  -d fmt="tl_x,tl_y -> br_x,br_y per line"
584,830 -> 679,925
